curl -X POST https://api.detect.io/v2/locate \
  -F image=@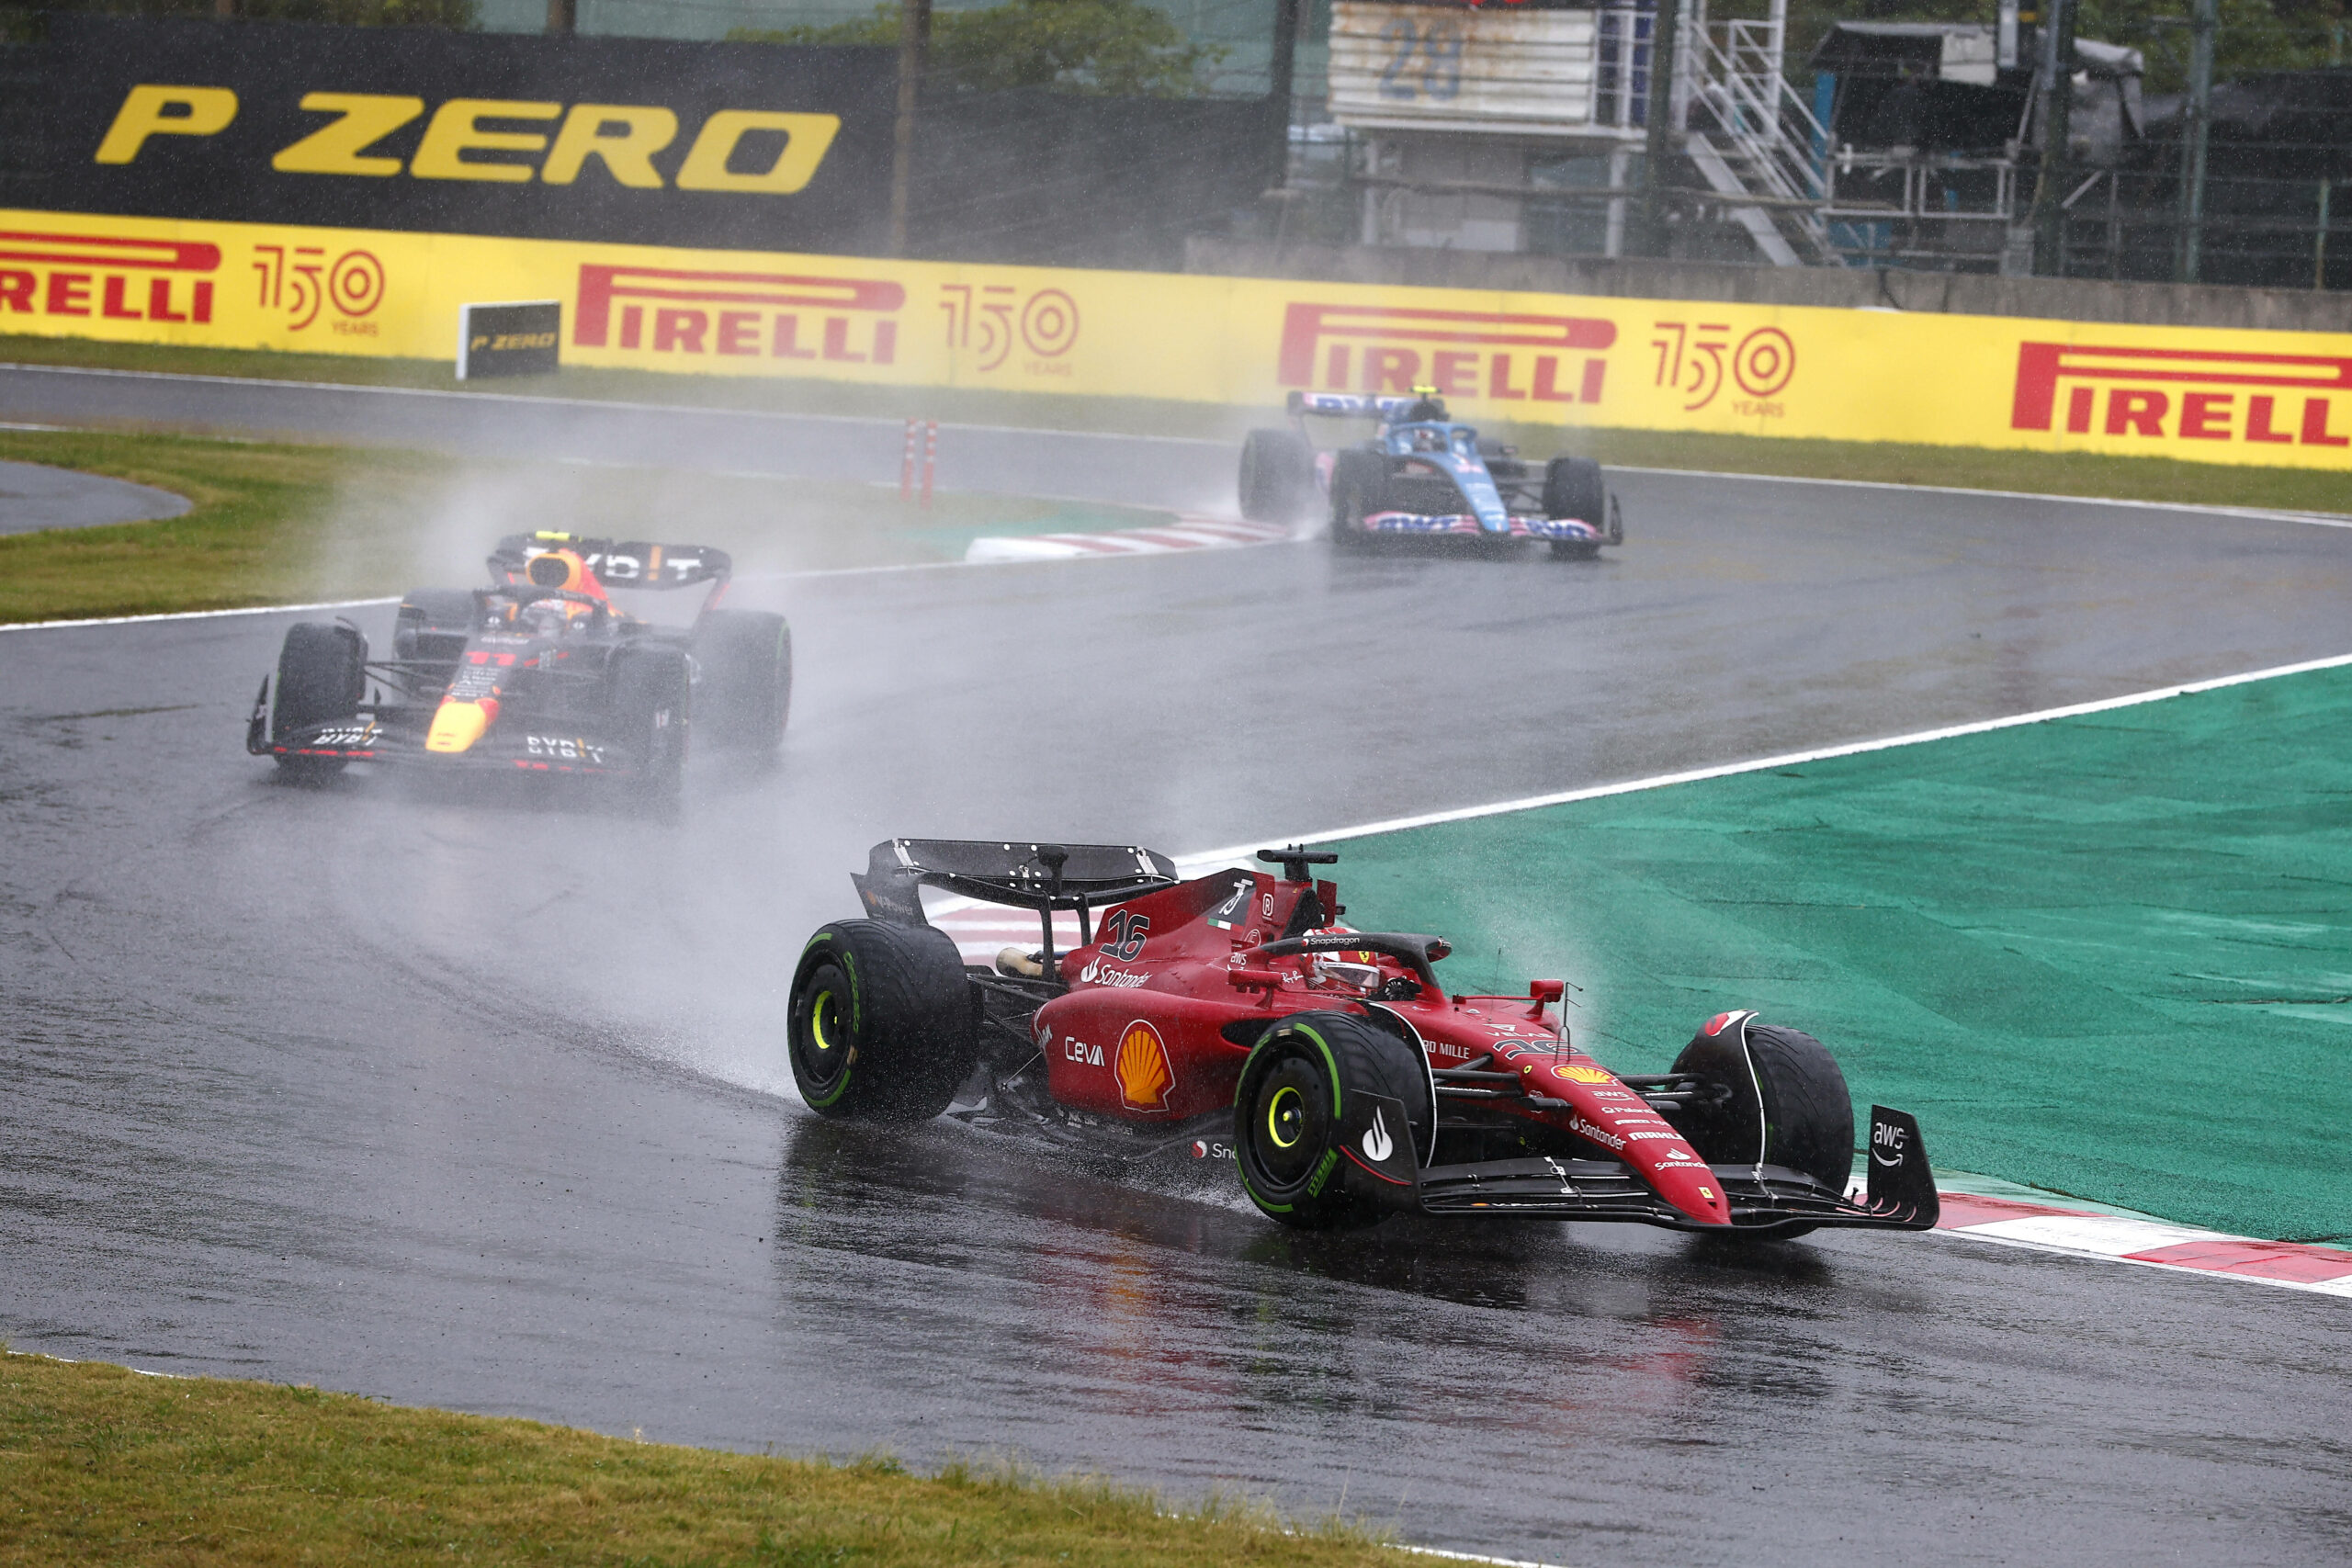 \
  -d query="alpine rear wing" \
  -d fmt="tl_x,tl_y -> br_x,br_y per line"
489,532 -> 732,589
1289,391 -> 1421,420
